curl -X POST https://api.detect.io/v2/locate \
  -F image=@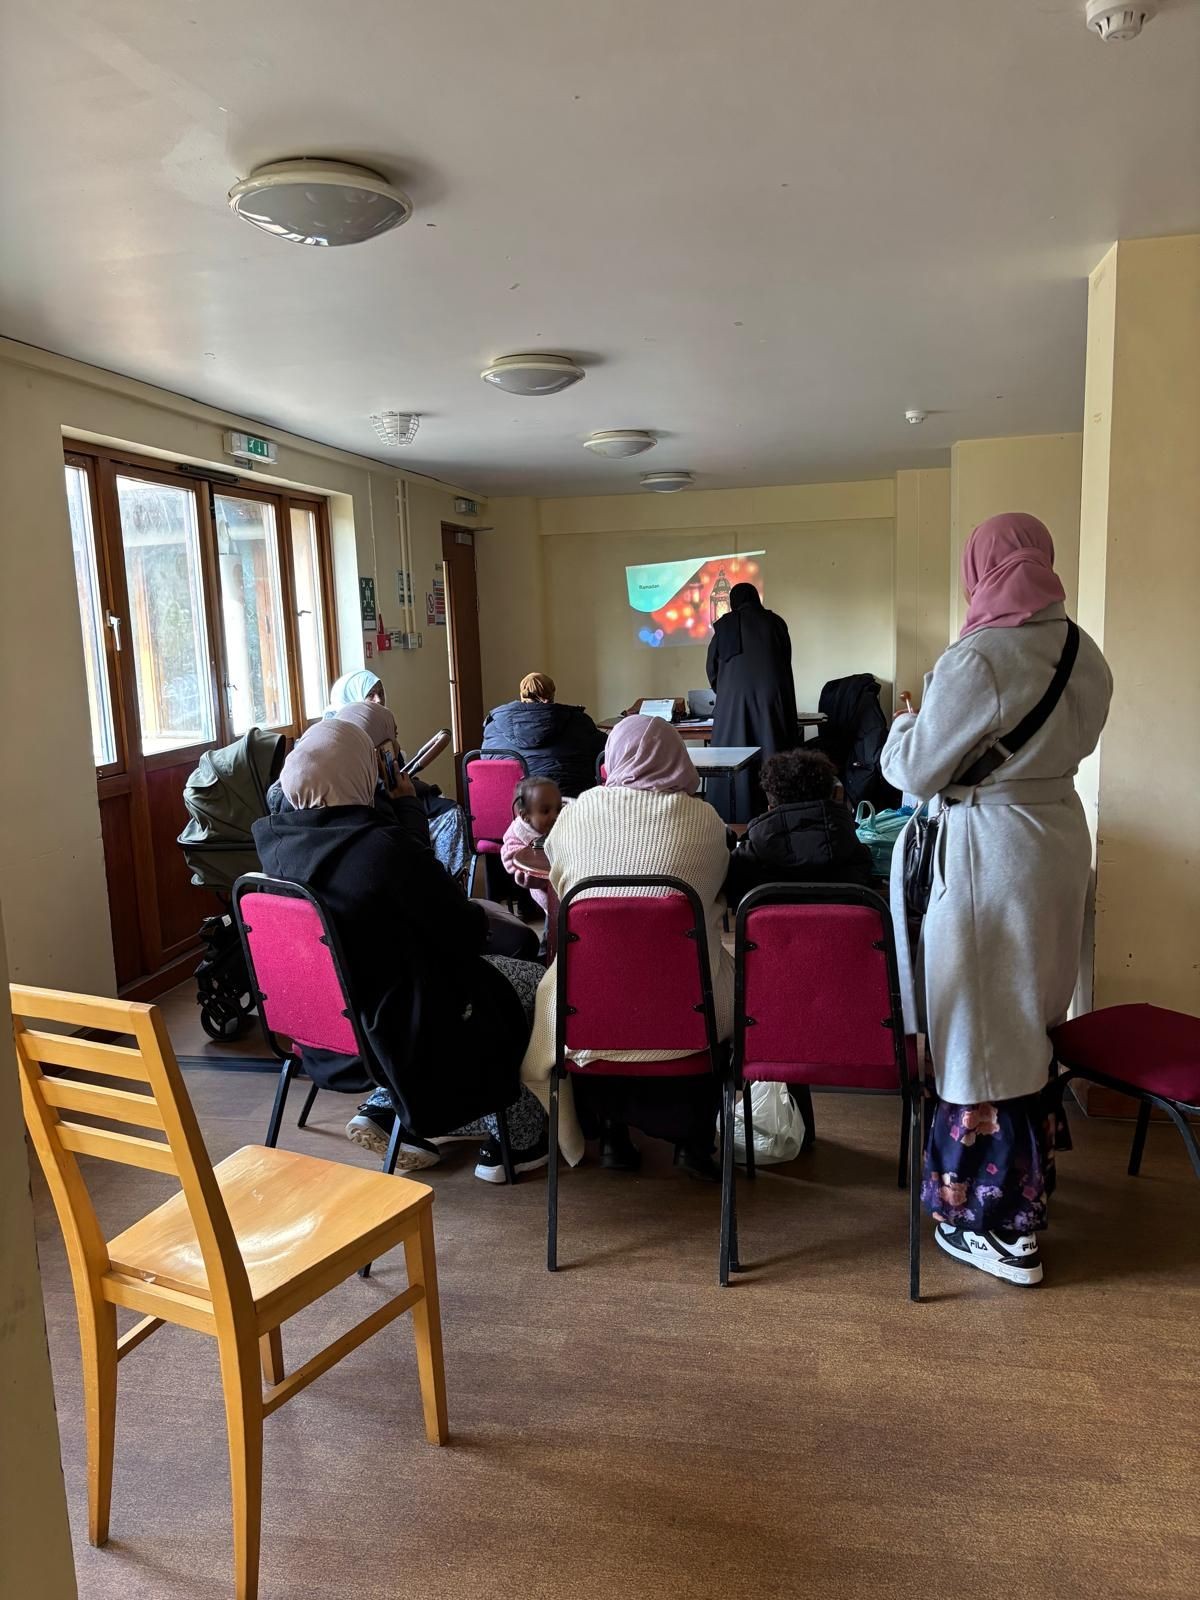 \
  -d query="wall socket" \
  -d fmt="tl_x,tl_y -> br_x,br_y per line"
396,631 -> 422,650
